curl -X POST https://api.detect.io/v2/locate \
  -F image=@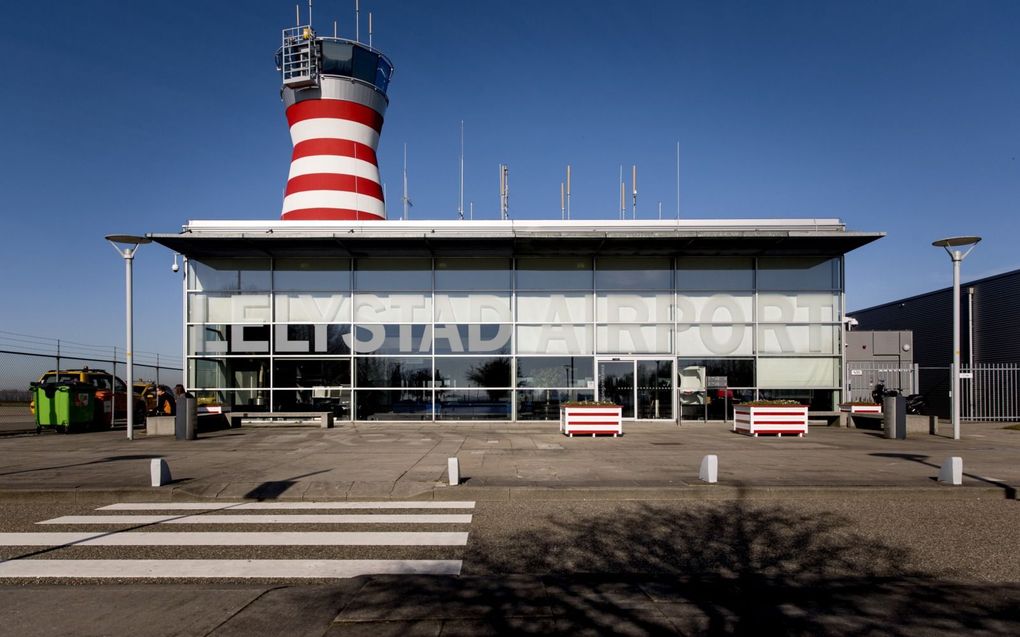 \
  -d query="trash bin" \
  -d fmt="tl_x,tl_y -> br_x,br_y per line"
175,395 -> 197,440
32,382 -> 94,433
883,395 -> 907,440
